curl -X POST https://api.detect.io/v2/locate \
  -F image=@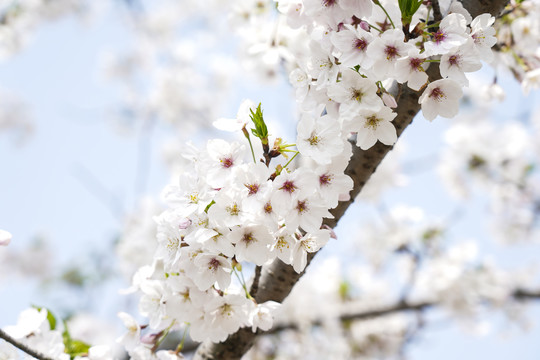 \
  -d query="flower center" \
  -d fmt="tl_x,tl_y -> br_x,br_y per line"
365,115 -> 380,130
264,202 -> 273,214
221,157 -> 234,168
208,258 -> 221,271
319,173 -> 333,186
296,200 -> 308,214
308,134 -> 320,145
448,54 -> 460,66
245,183 -> 260,195
275,236 -> 289,251
242,232 -> 255,245
189,192 -> 199,204
226,203 -> 240,216
354,38 -> 367,51
384,45 -> 399,60
428,87 -> 445,101
351,88 -> 364,102
220,303 -> 233,316
280,180 -> 297,194
409,57 -> 423,71
433,30 -> 447,44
